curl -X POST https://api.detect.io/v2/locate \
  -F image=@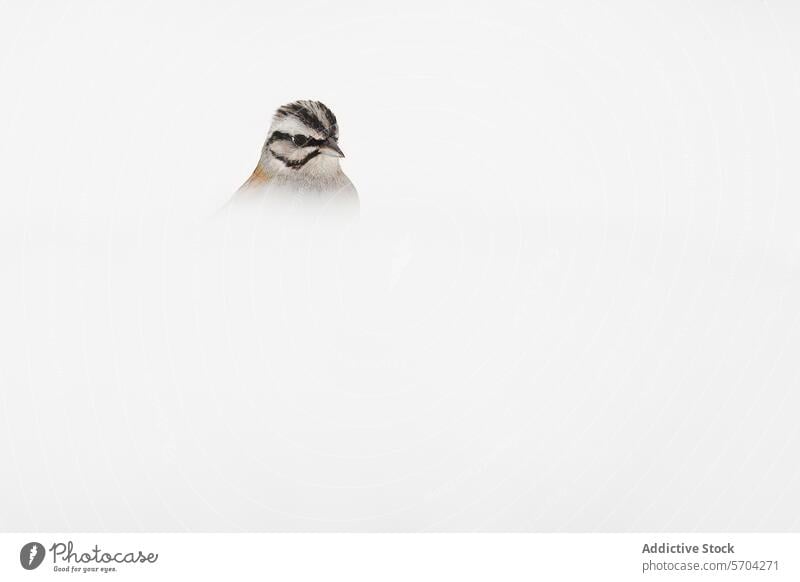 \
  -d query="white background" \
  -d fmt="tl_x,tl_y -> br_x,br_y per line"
0,0 -> 799,531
